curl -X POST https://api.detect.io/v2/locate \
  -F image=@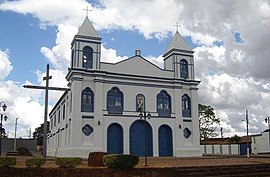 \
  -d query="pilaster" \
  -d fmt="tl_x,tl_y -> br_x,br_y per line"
93,77 -> 105,151
69,79 -> 83,147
